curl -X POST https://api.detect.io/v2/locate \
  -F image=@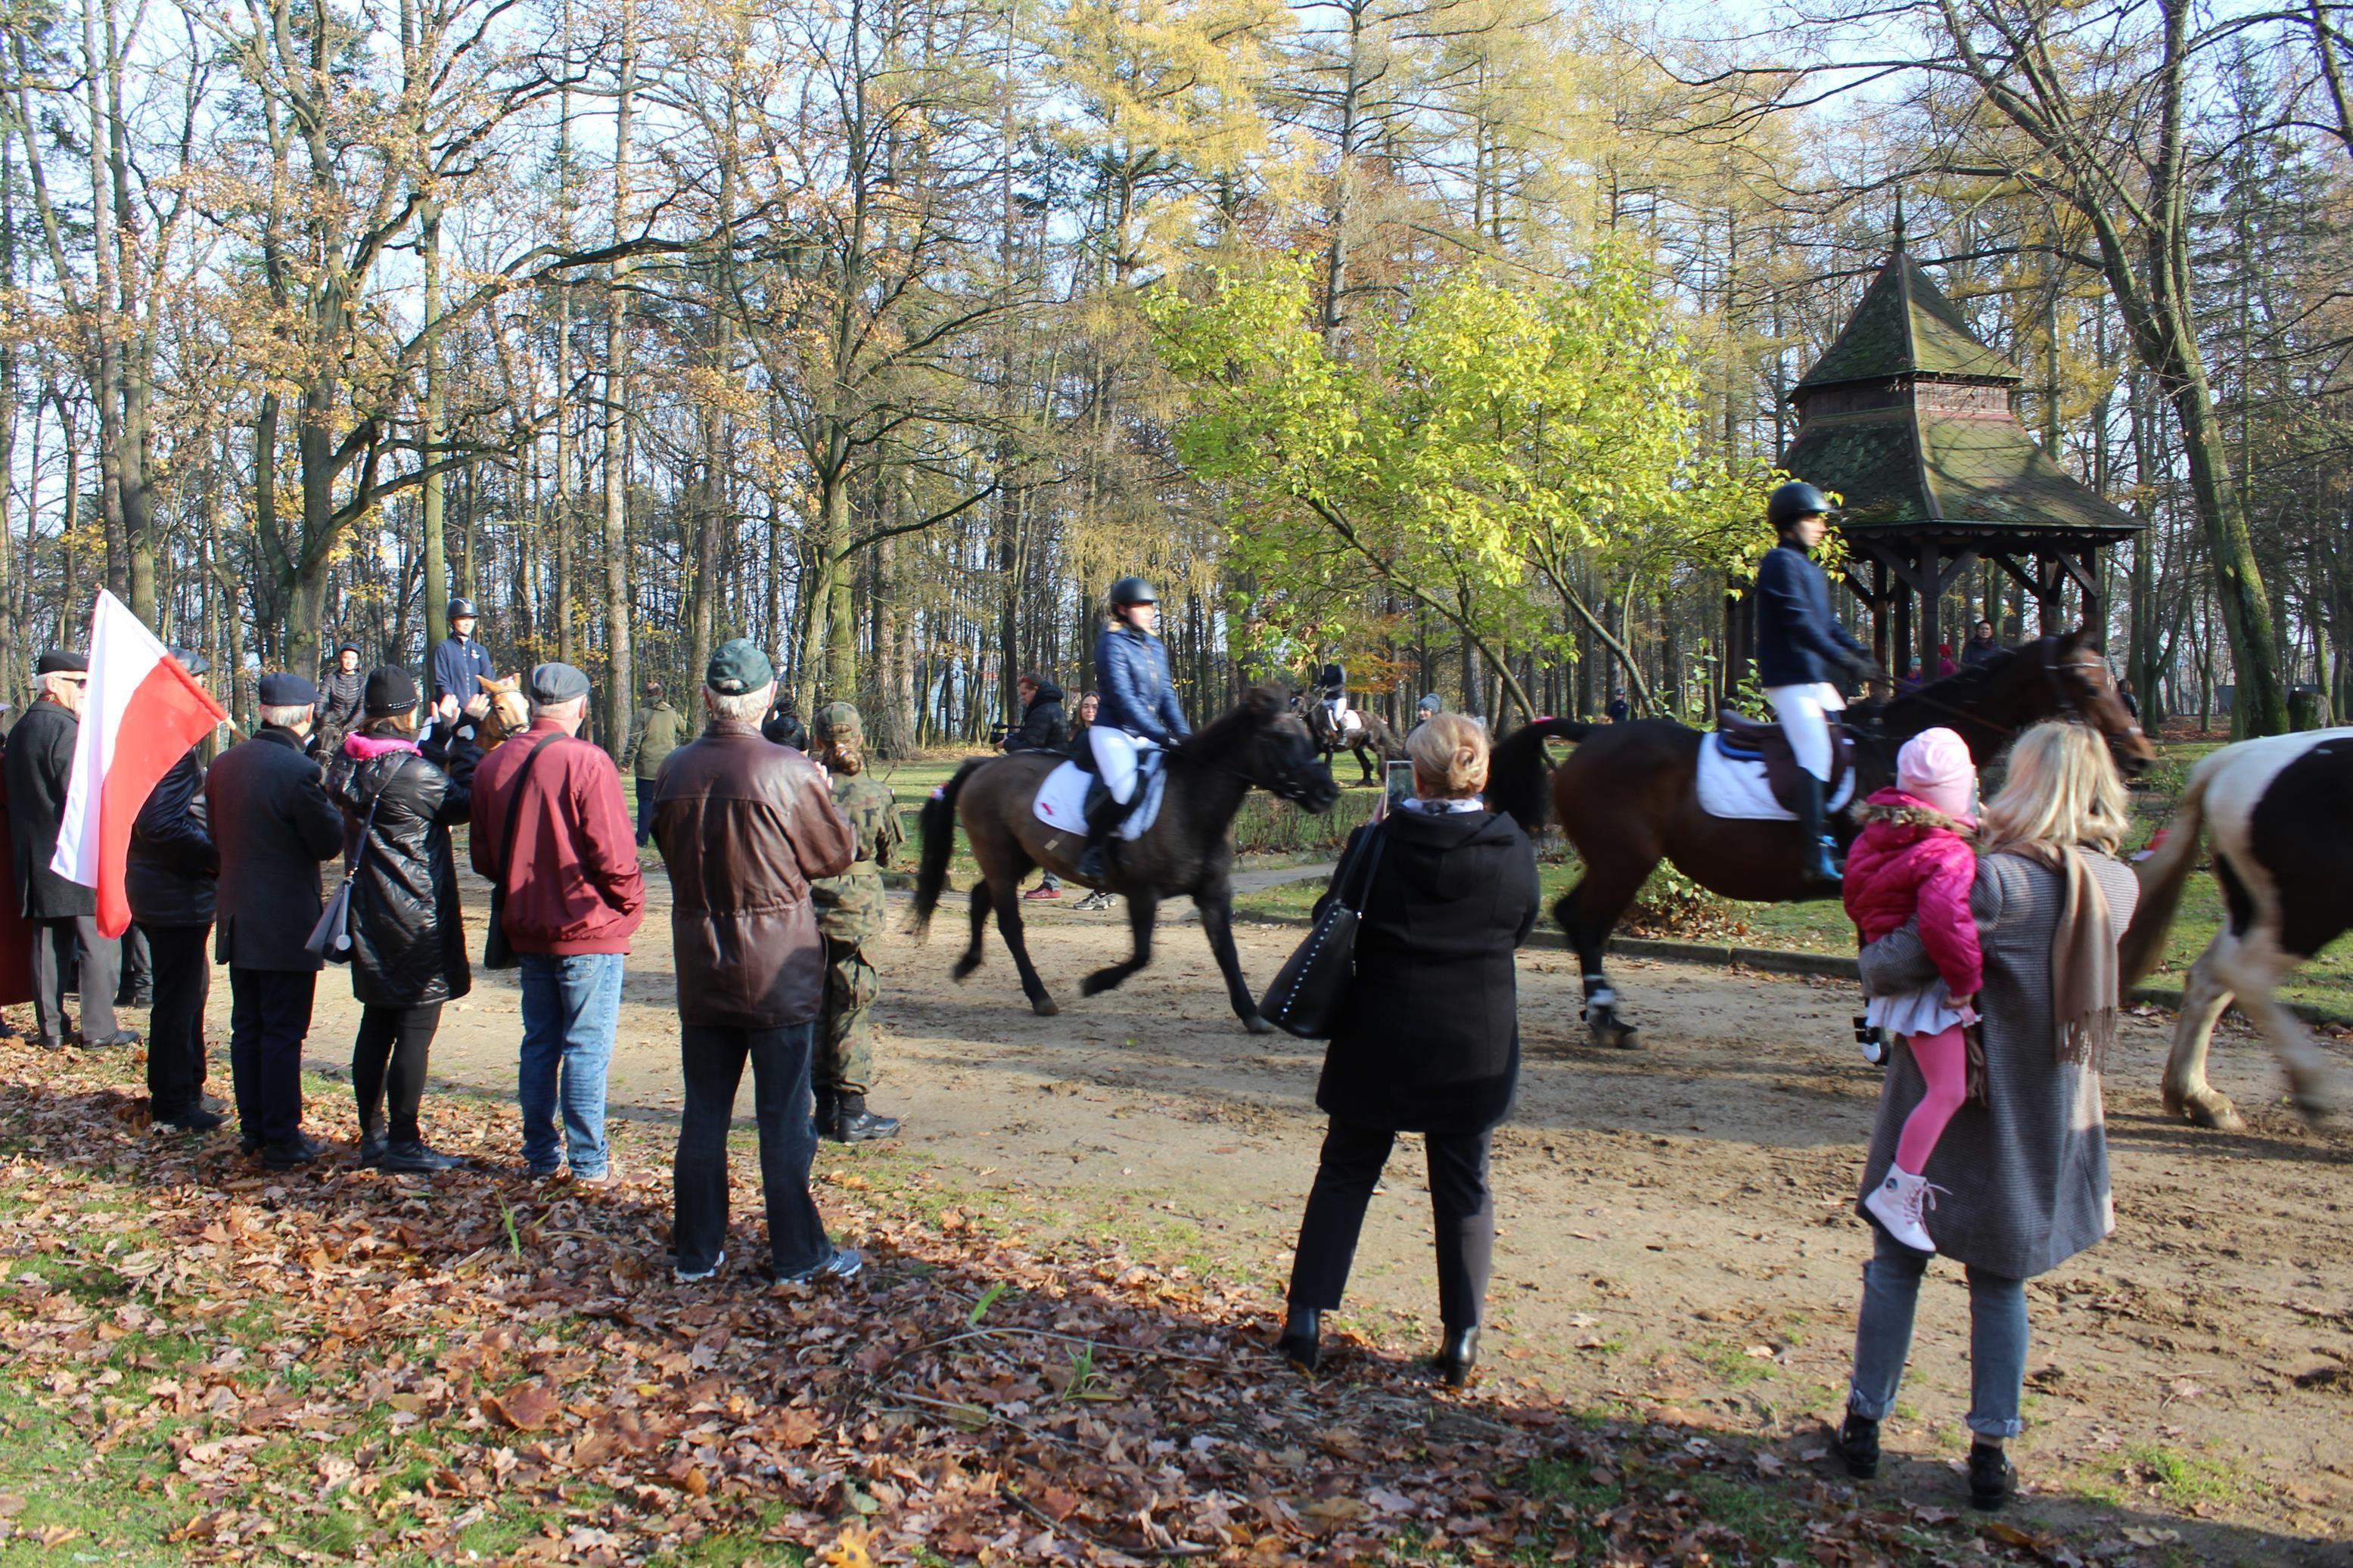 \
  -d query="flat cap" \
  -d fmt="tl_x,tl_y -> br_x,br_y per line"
362,665 -> 418,717
36,650 -> 89,675
526,662 -> 590,704
705,638 -> 772,696
813,701 -> 863,740
257,672 -> 319,707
